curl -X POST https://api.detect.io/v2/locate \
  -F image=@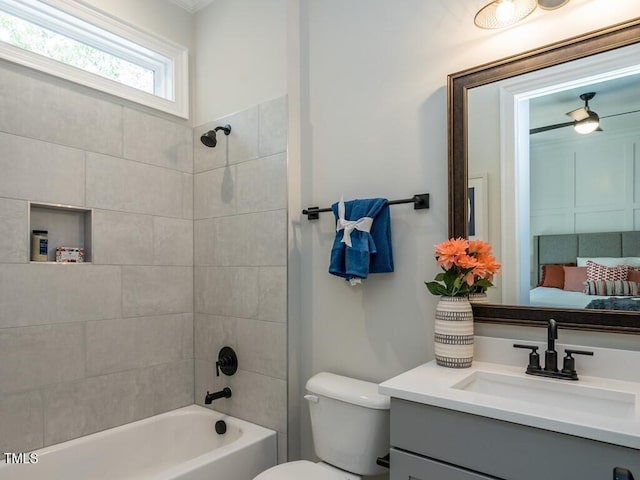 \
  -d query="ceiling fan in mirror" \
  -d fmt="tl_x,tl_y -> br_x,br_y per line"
530,92 -> 640,135
531,92 -> 601,135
